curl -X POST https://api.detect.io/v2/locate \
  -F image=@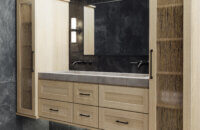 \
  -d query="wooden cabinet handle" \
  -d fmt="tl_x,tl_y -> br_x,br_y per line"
49,108 -> 59,112
79,113 -> 90,117
150,49 -> 153,79
116,120 -> 129,125
79,93 -> 90,96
